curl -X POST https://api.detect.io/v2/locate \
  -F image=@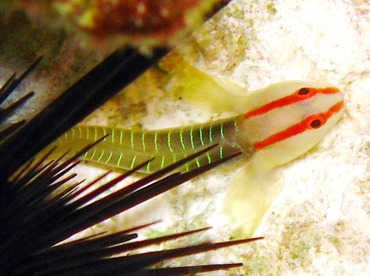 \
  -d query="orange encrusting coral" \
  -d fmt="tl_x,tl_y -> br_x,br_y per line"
88,0 -> 199,34
14,0 -> 228,47
52,0 -> 226,44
